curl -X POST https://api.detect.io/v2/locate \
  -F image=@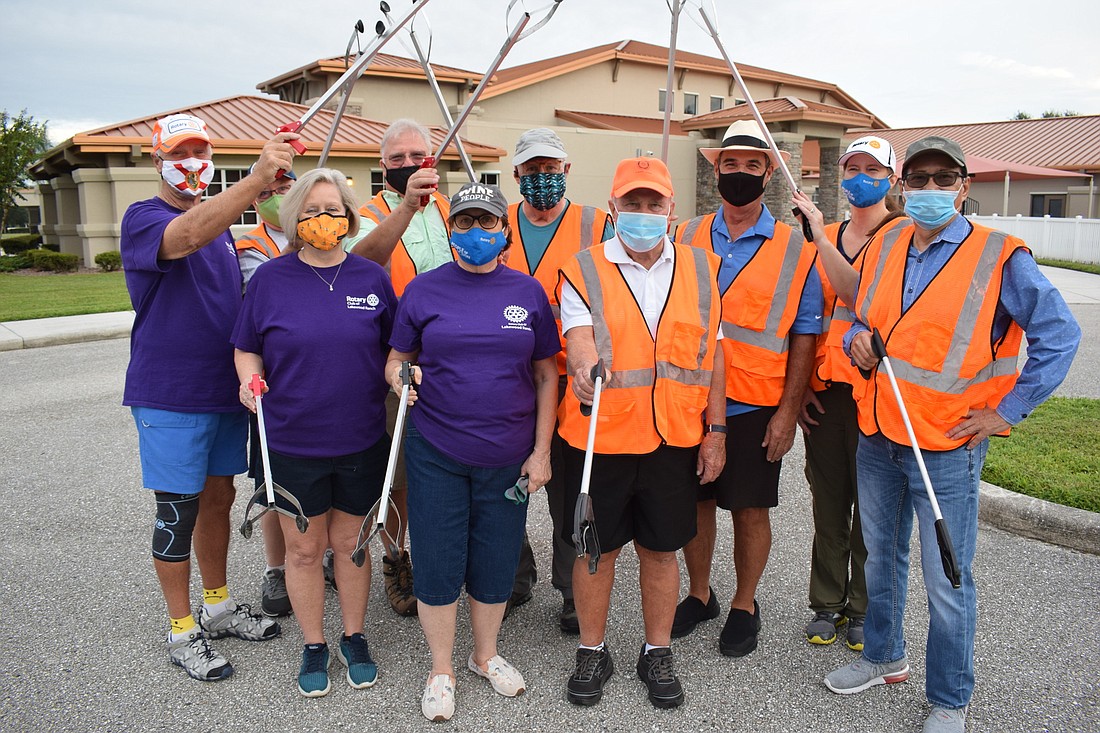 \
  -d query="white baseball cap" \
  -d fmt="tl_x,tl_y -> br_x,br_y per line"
838,136 -> 896,170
